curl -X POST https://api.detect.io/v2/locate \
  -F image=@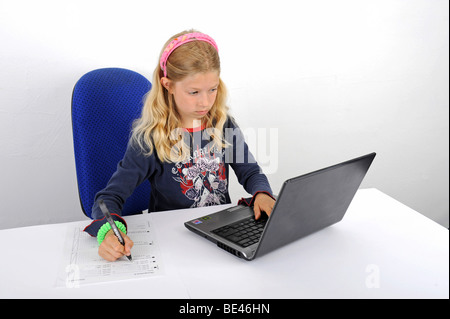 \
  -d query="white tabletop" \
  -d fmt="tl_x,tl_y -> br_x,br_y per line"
0,188 -> 448,299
